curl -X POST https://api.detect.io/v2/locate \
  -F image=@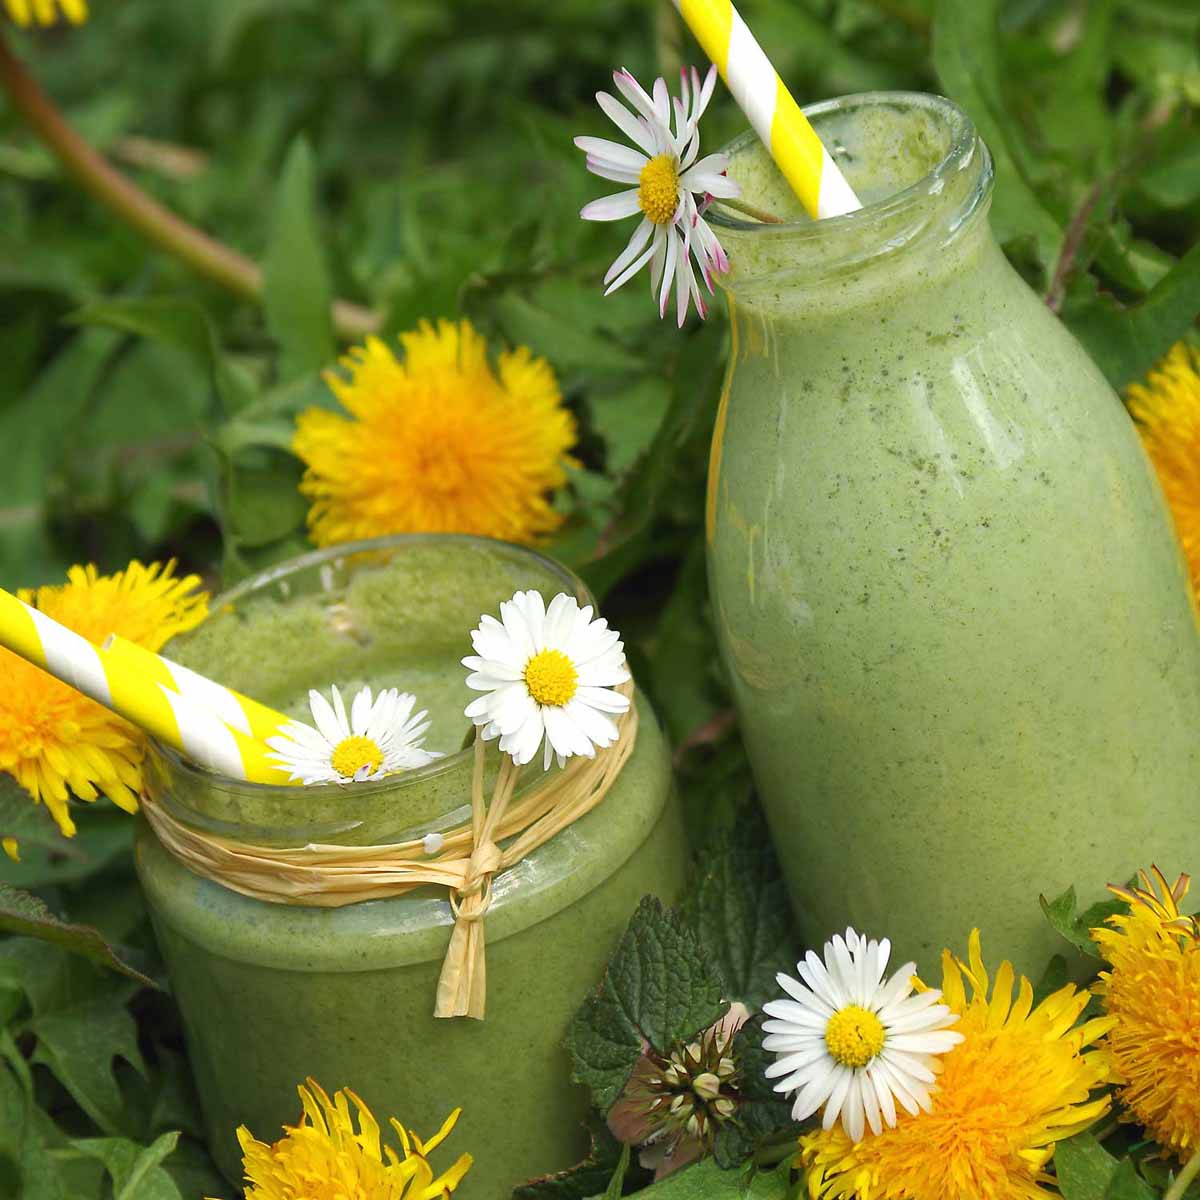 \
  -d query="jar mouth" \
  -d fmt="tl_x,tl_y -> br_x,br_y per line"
705,89 -> 988,238
148,533 -> 592,834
